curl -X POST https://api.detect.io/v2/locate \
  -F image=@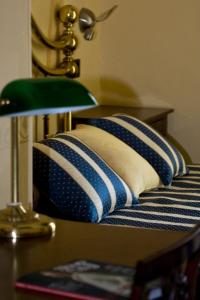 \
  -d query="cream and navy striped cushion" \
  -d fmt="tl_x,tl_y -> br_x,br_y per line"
33,134 -> 137,223
101,165 -> 200,232
85,114 -> 188,186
